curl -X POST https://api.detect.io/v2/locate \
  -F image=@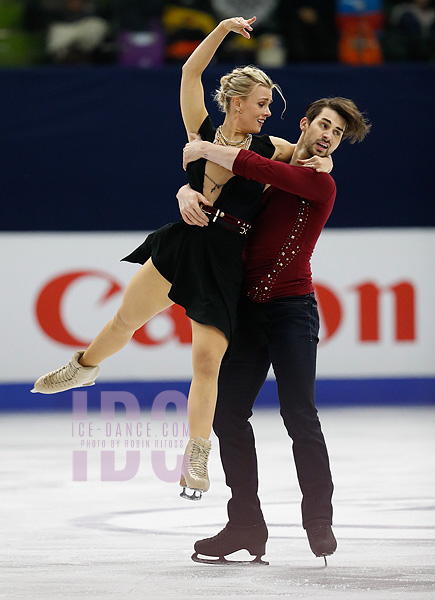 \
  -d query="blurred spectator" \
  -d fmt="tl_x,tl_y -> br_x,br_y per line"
24,0 -> 115,64
210,0 -> 278,25
387,0 -> 435,59
116,0 -> 164,31
277,1 -> 337,62
336,0 -> 383,65
161,0 -> 216,63
116,0 -> 165,67
209,0 -> 284,65
0,0 -> 45,66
